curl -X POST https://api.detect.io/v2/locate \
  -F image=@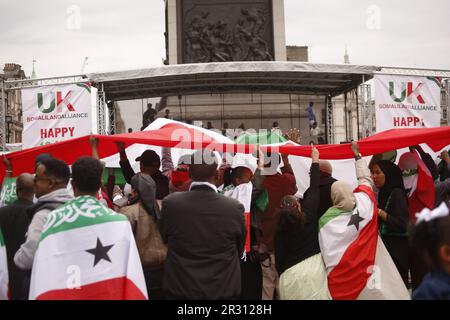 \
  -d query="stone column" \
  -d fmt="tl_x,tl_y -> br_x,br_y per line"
167,0 -> 178,64
273,0 -> 287,61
